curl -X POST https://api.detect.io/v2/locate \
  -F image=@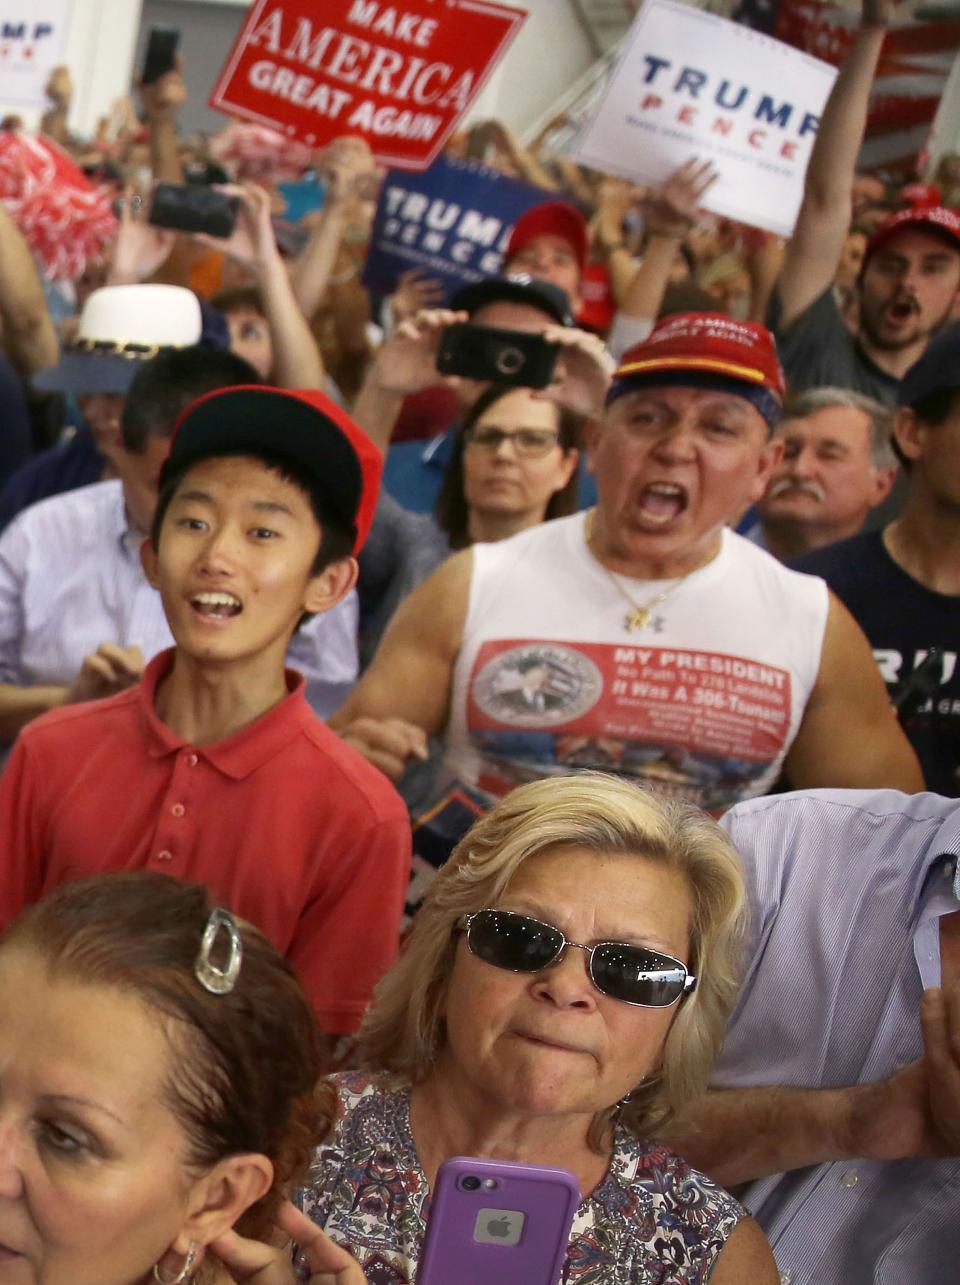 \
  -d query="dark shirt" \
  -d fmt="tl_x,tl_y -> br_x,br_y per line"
0,355 -> 36,489
793,530 -> 960,794
0,427 -> 103,533
768,286 -> 900,405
